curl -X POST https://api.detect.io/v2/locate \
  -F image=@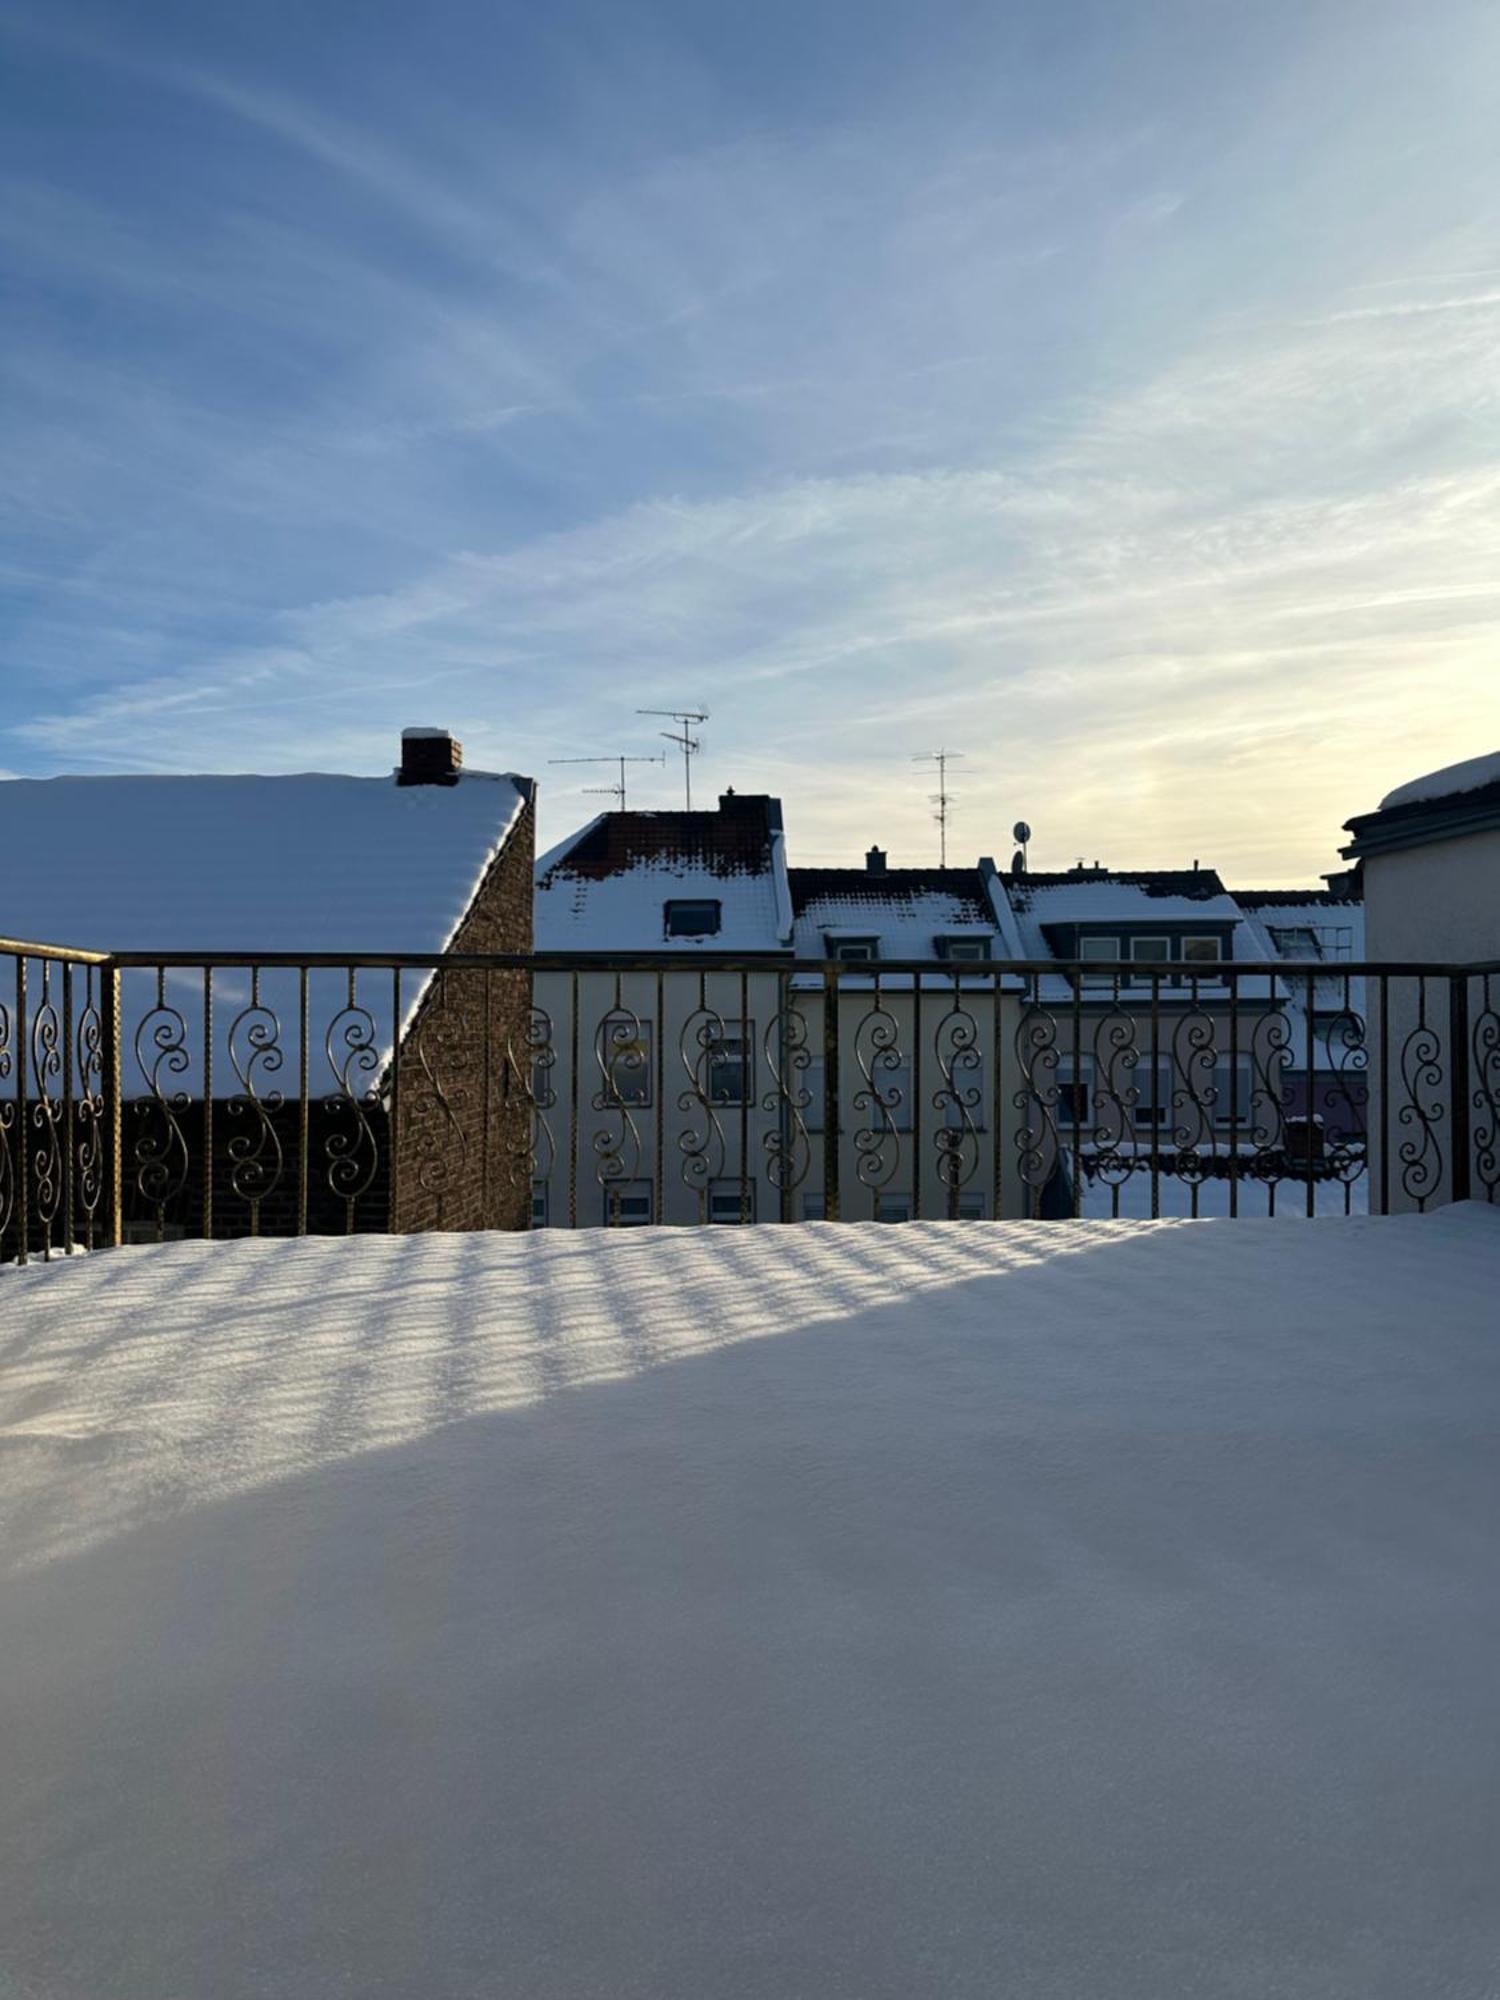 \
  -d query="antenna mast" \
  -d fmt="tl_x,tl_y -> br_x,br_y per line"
548,751 -> 665,811
913,749 -> 964,868
637,708 -> 708,810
